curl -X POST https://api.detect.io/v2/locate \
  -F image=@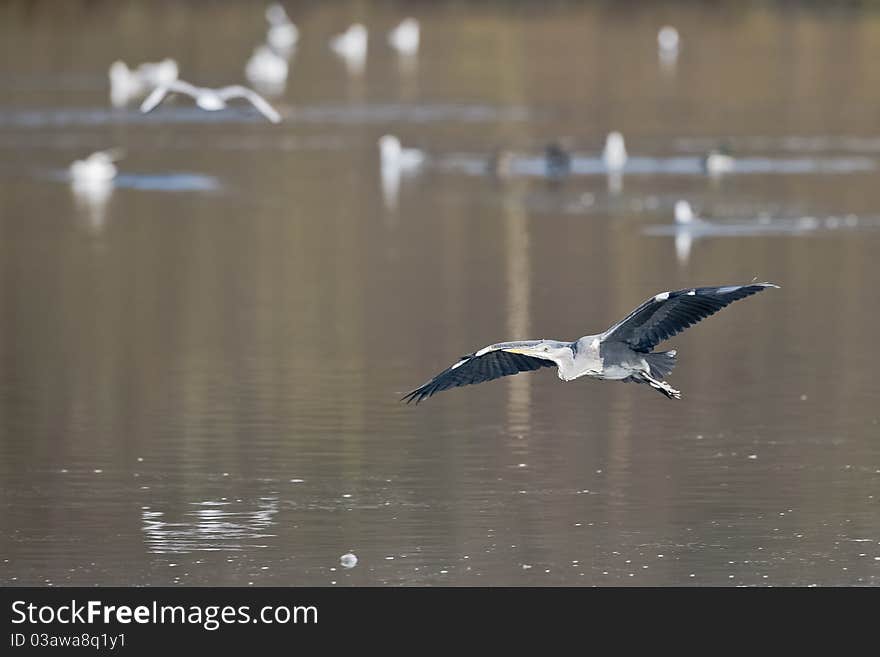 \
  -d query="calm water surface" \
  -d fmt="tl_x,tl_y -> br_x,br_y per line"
1,1 -> 879,586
